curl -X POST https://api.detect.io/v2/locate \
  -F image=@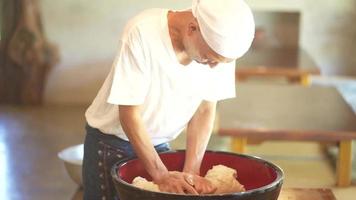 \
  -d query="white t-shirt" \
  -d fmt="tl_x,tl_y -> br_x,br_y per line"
85,8 -> 235,145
